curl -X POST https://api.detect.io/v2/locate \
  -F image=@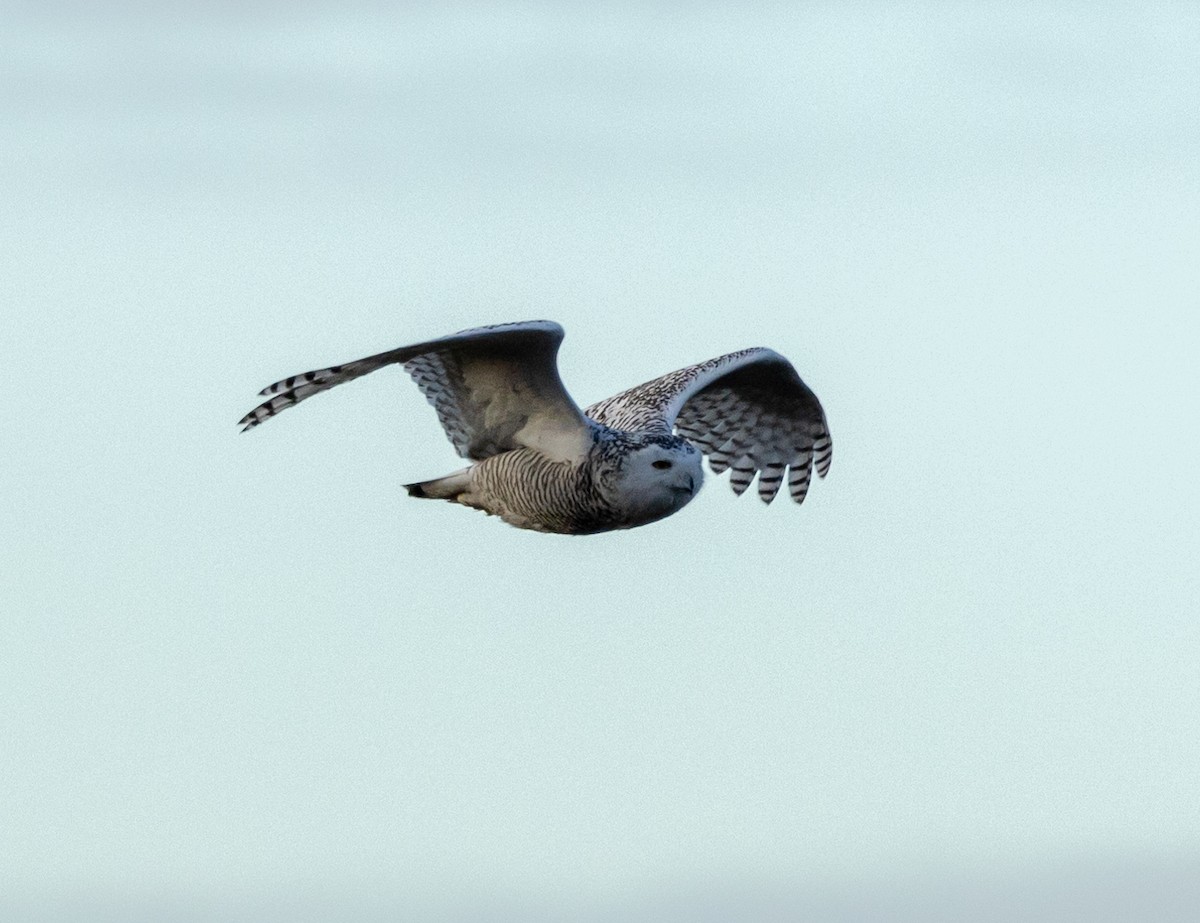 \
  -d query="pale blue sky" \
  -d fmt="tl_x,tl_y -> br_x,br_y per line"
3,3 -> 1199,920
